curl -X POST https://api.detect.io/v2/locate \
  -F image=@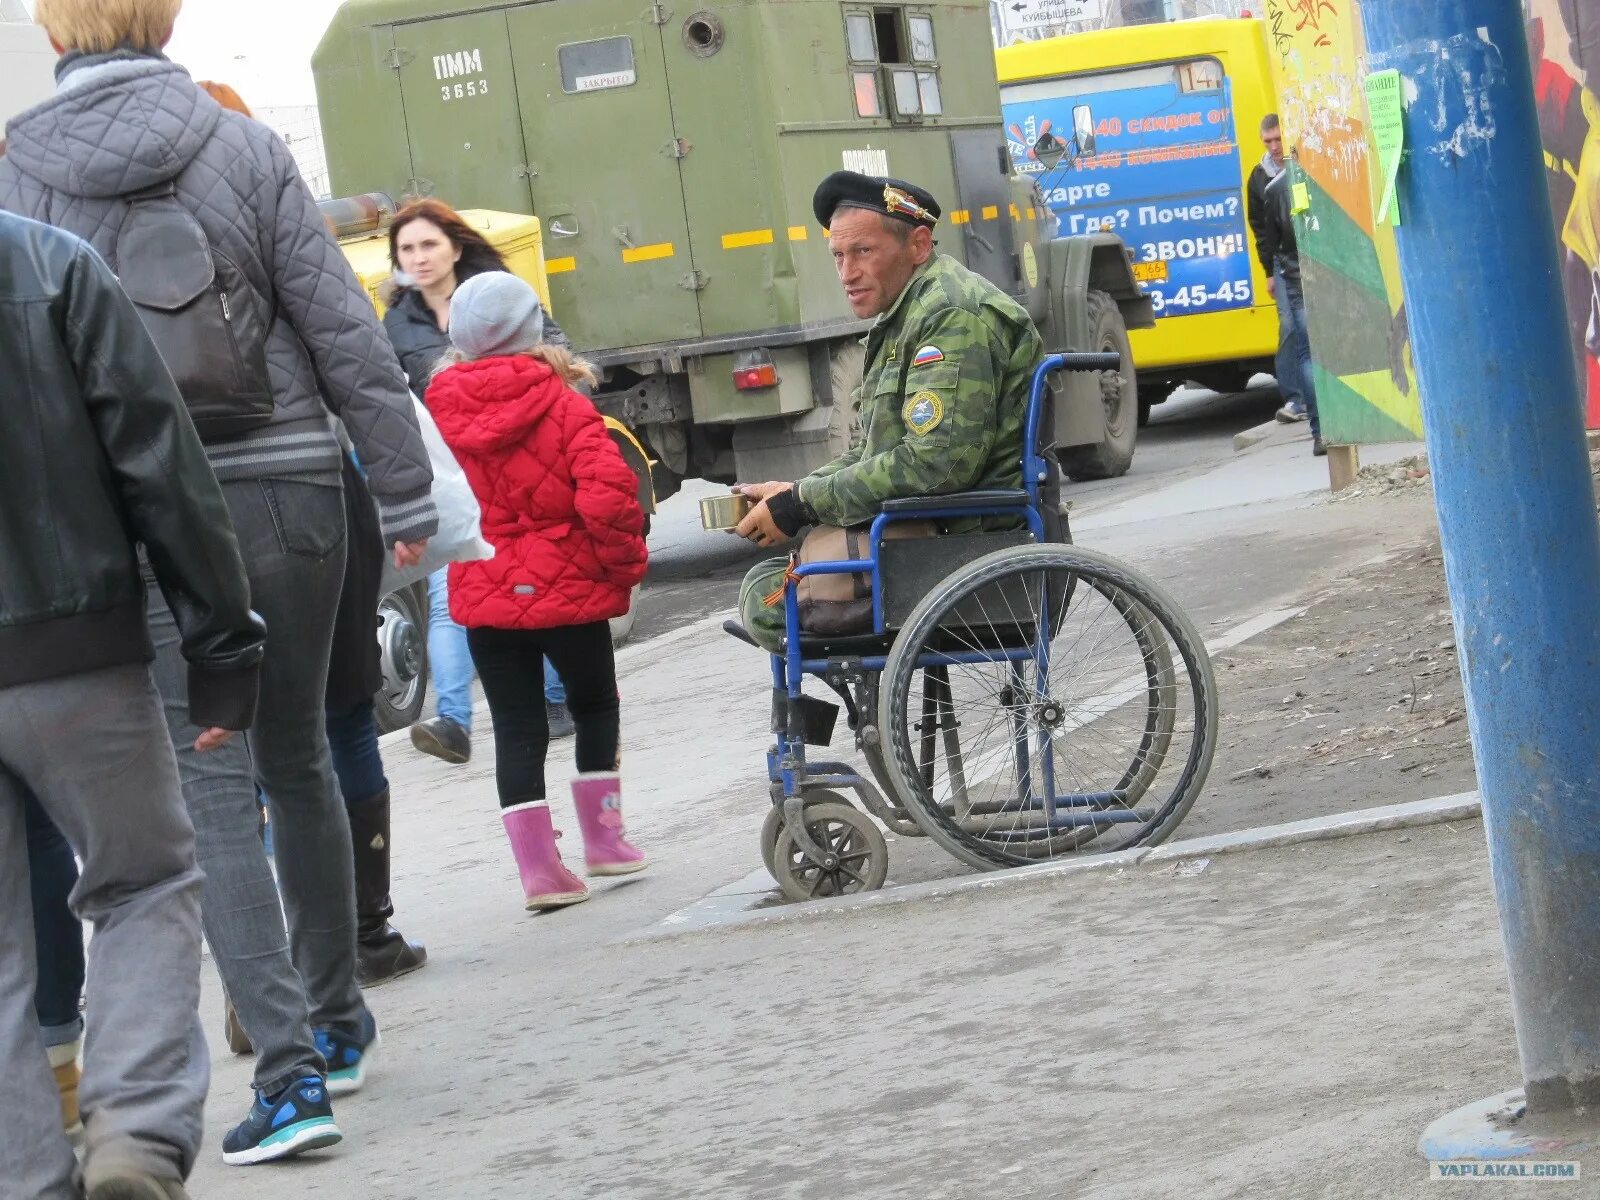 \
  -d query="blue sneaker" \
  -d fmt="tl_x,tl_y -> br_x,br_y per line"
315,1021 -> 379,1096
221,1076 -> 341,1165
